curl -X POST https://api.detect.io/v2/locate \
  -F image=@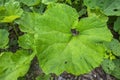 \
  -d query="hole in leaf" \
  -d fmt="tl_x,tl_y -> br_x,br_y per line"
71,29 -> 79,36
64,61 -> 68,64
113,9 -> 118,11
